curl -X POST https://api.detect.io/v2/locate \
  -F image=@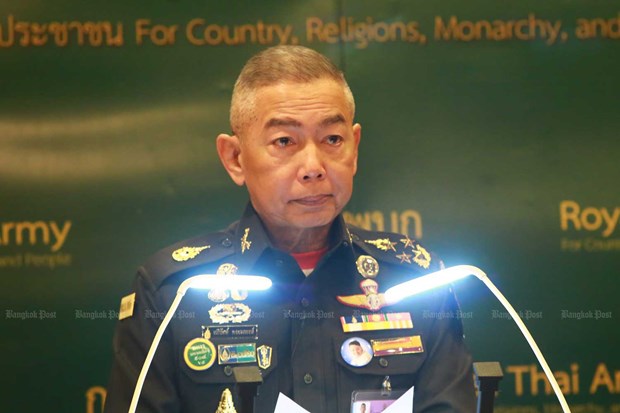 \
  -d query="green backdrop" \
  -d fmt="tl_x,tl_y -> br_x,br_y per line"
1,1 -> 619,412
